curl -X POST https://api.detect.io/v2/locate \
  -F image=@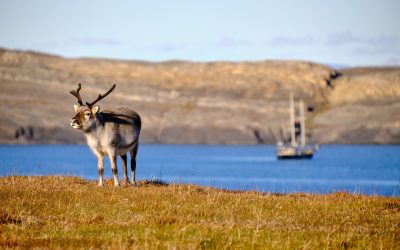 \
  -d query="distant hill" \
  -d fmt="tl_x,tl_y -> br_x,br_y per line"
0,48 -> 399,144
